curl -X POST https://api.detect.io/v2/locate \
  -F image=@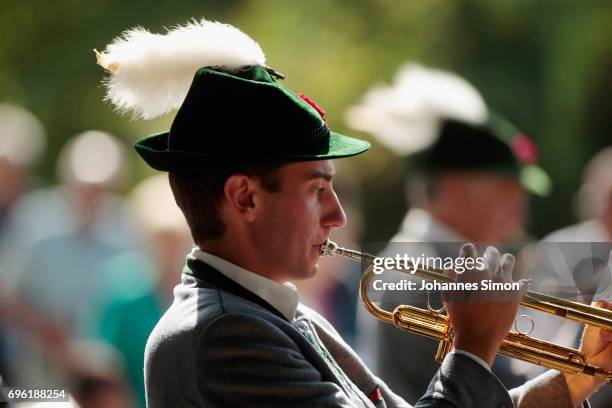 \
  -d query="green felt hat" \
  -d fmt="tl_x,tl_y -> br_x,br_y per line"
134,65 -> 369,171
416,114 -> 552,196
